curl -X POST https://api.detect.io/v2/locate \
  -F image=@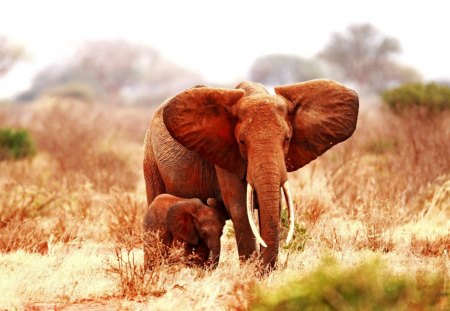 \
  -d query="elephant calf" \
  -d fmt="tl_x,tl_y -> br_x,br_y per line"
143,194 -> 226,269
